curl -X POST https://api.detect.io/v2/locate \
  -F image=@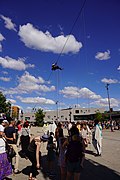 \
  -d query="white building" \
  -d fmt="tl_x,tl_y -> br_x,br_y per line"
20,107 -> 105,124
19,112 -> 36,123
44,107 -> 105,122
